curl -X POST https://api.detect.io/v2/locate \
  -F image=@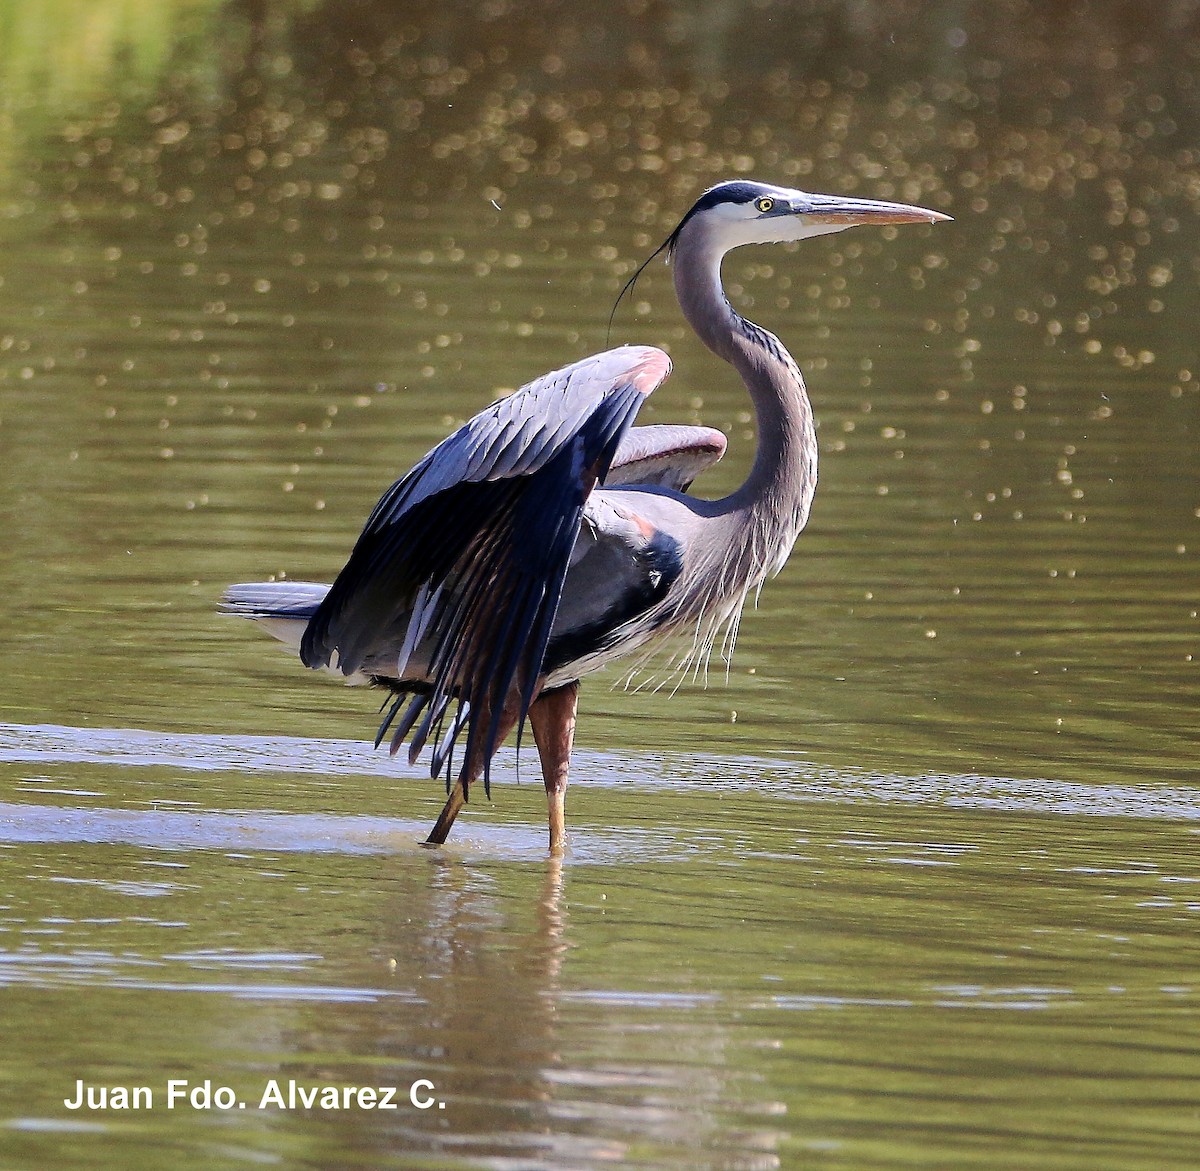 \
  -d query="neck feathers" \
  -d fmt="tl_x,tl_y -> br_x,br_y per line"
671,220 -> 818,560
